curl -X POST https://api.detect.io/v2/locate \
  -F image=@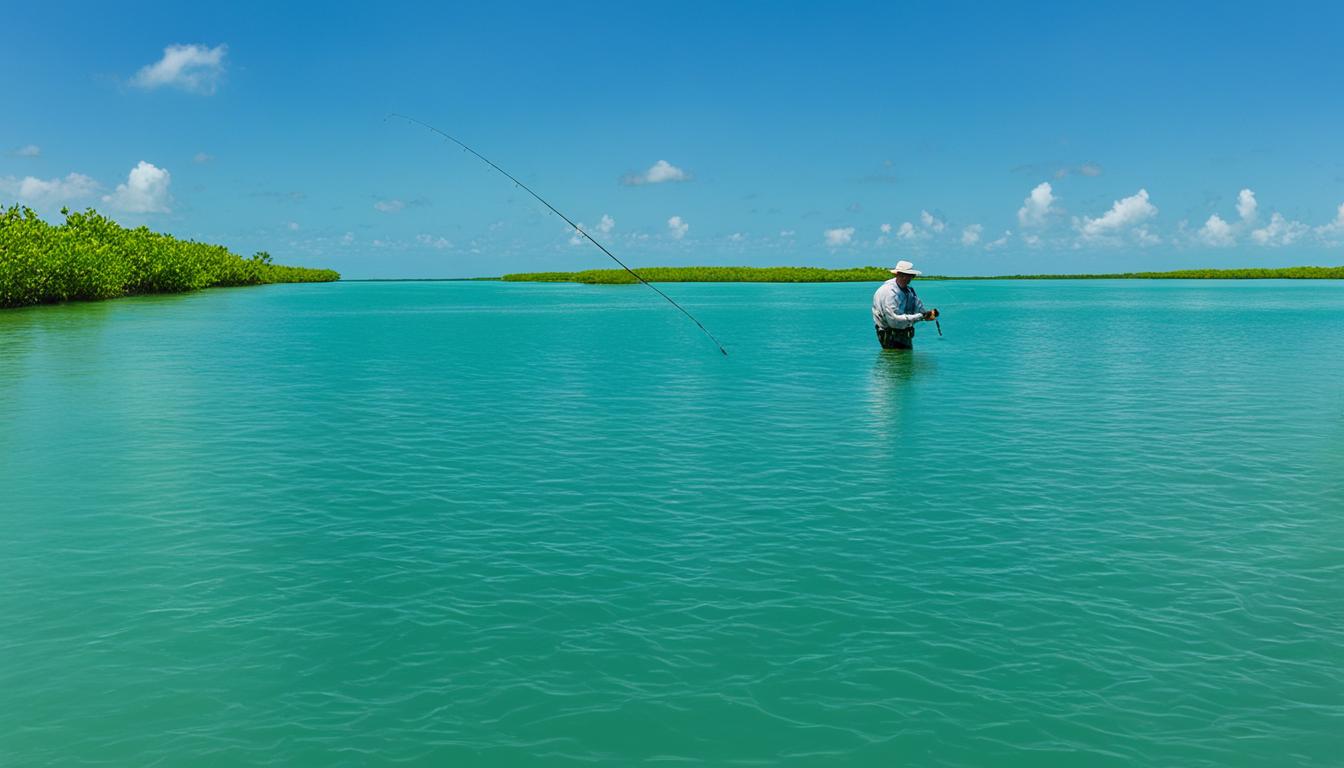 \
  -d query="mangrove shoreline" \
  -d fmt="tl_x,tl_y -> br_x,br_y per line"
1,205 -> 339,310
